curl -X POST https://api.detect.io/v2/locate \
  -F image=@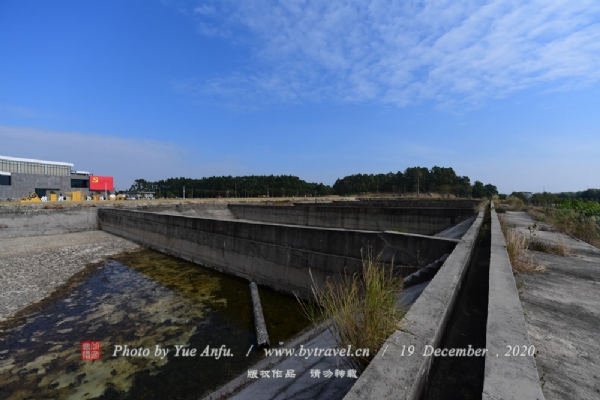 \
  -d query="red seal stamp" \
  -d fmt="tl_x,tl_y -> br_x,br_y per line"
81,341 -> 101,360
